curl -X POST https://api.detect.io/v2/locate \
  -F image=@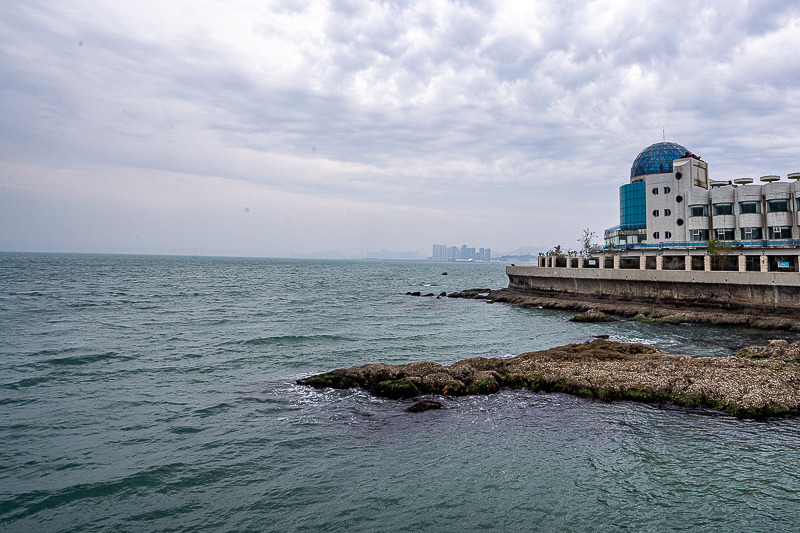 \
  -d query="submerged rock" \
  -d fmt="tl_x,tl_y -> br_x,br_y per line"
298,339 -> 800,419
406,400 -> 443,413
